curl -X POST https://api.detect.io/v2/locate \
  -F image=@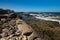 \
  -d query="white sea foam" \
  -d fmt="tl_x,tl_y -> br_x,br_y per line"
30,14 -> 60,24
